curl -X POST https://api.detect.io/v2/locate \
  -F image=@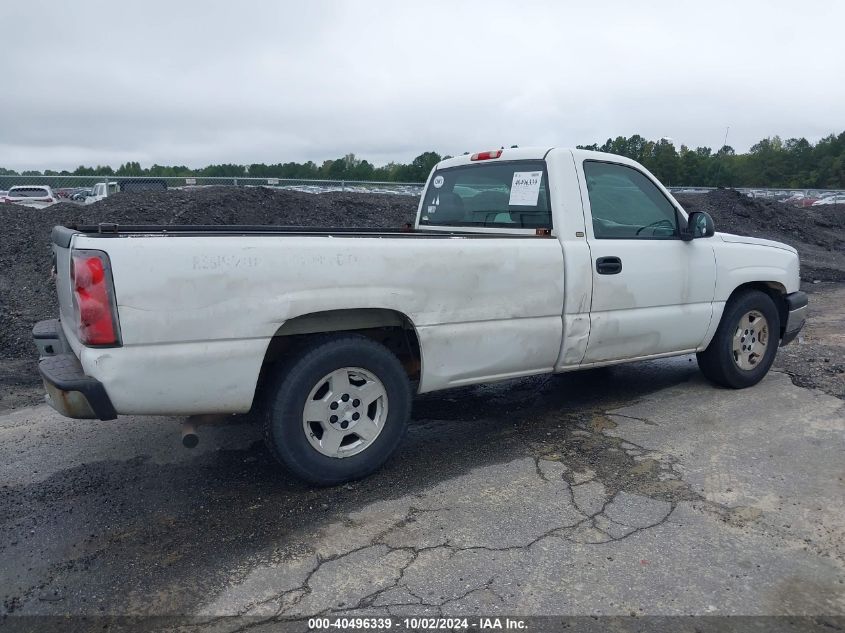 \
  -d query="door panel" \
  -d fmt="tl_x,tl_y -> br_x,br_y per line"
579,160 -> 716,363
584,239 -> 715,362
